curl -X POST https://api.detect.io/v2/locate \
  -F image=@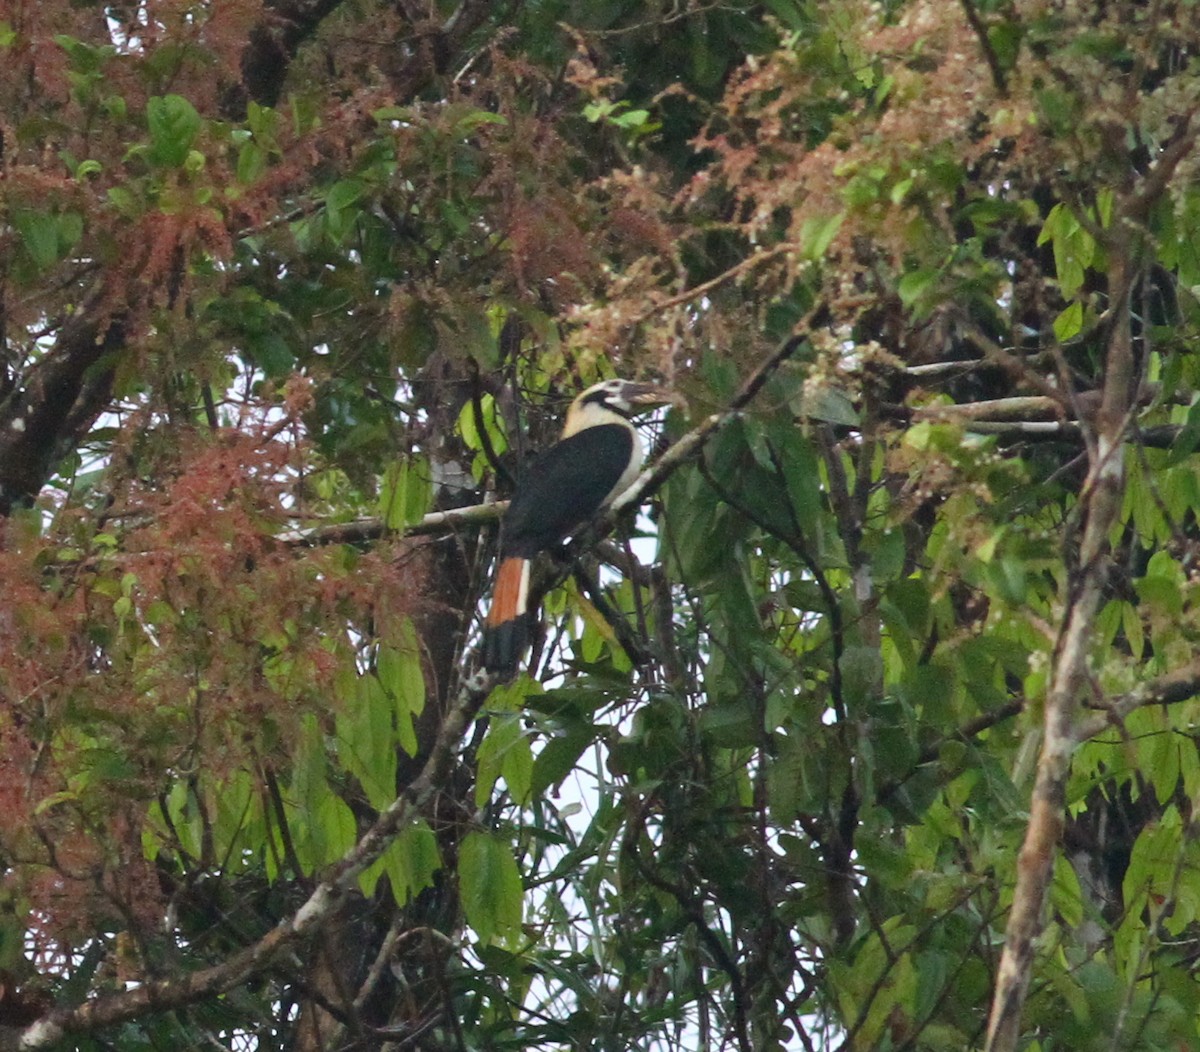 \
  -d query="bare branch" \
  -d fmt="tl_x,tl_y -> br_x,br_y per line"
279,500 -> 504,546
913,396 -> 1066,421
1075,657 -> 1200,743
